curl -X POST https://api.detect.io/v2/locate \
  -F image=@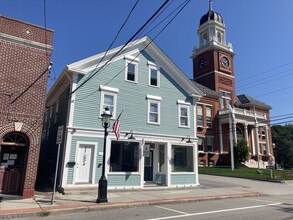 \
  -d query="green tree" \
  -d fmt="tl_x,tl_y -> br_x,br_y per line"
234,140 -> 249,167
272,124 -> 293,168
